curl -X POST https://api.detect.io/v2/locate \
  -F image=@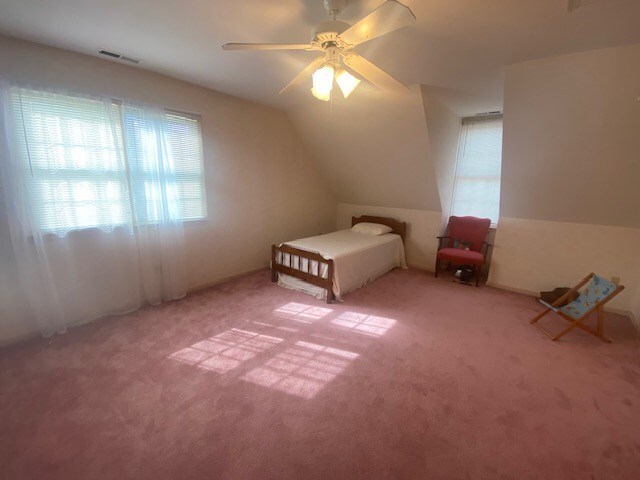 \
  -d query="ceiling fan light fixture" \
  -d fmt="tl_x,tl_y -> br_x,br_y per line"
311,86 -> 331,101
223,0 -> 415,99
311,64 -> 335,101
335,69 -> 361,98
